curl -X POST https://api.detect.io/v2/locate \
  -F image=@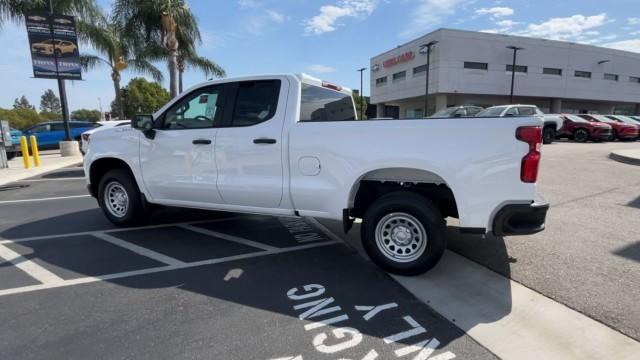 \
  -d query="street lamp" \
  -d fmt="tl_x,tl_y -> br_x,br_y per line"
357,67 -> 367,120
506,45 -> 524,104
419,41 -> 438,117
